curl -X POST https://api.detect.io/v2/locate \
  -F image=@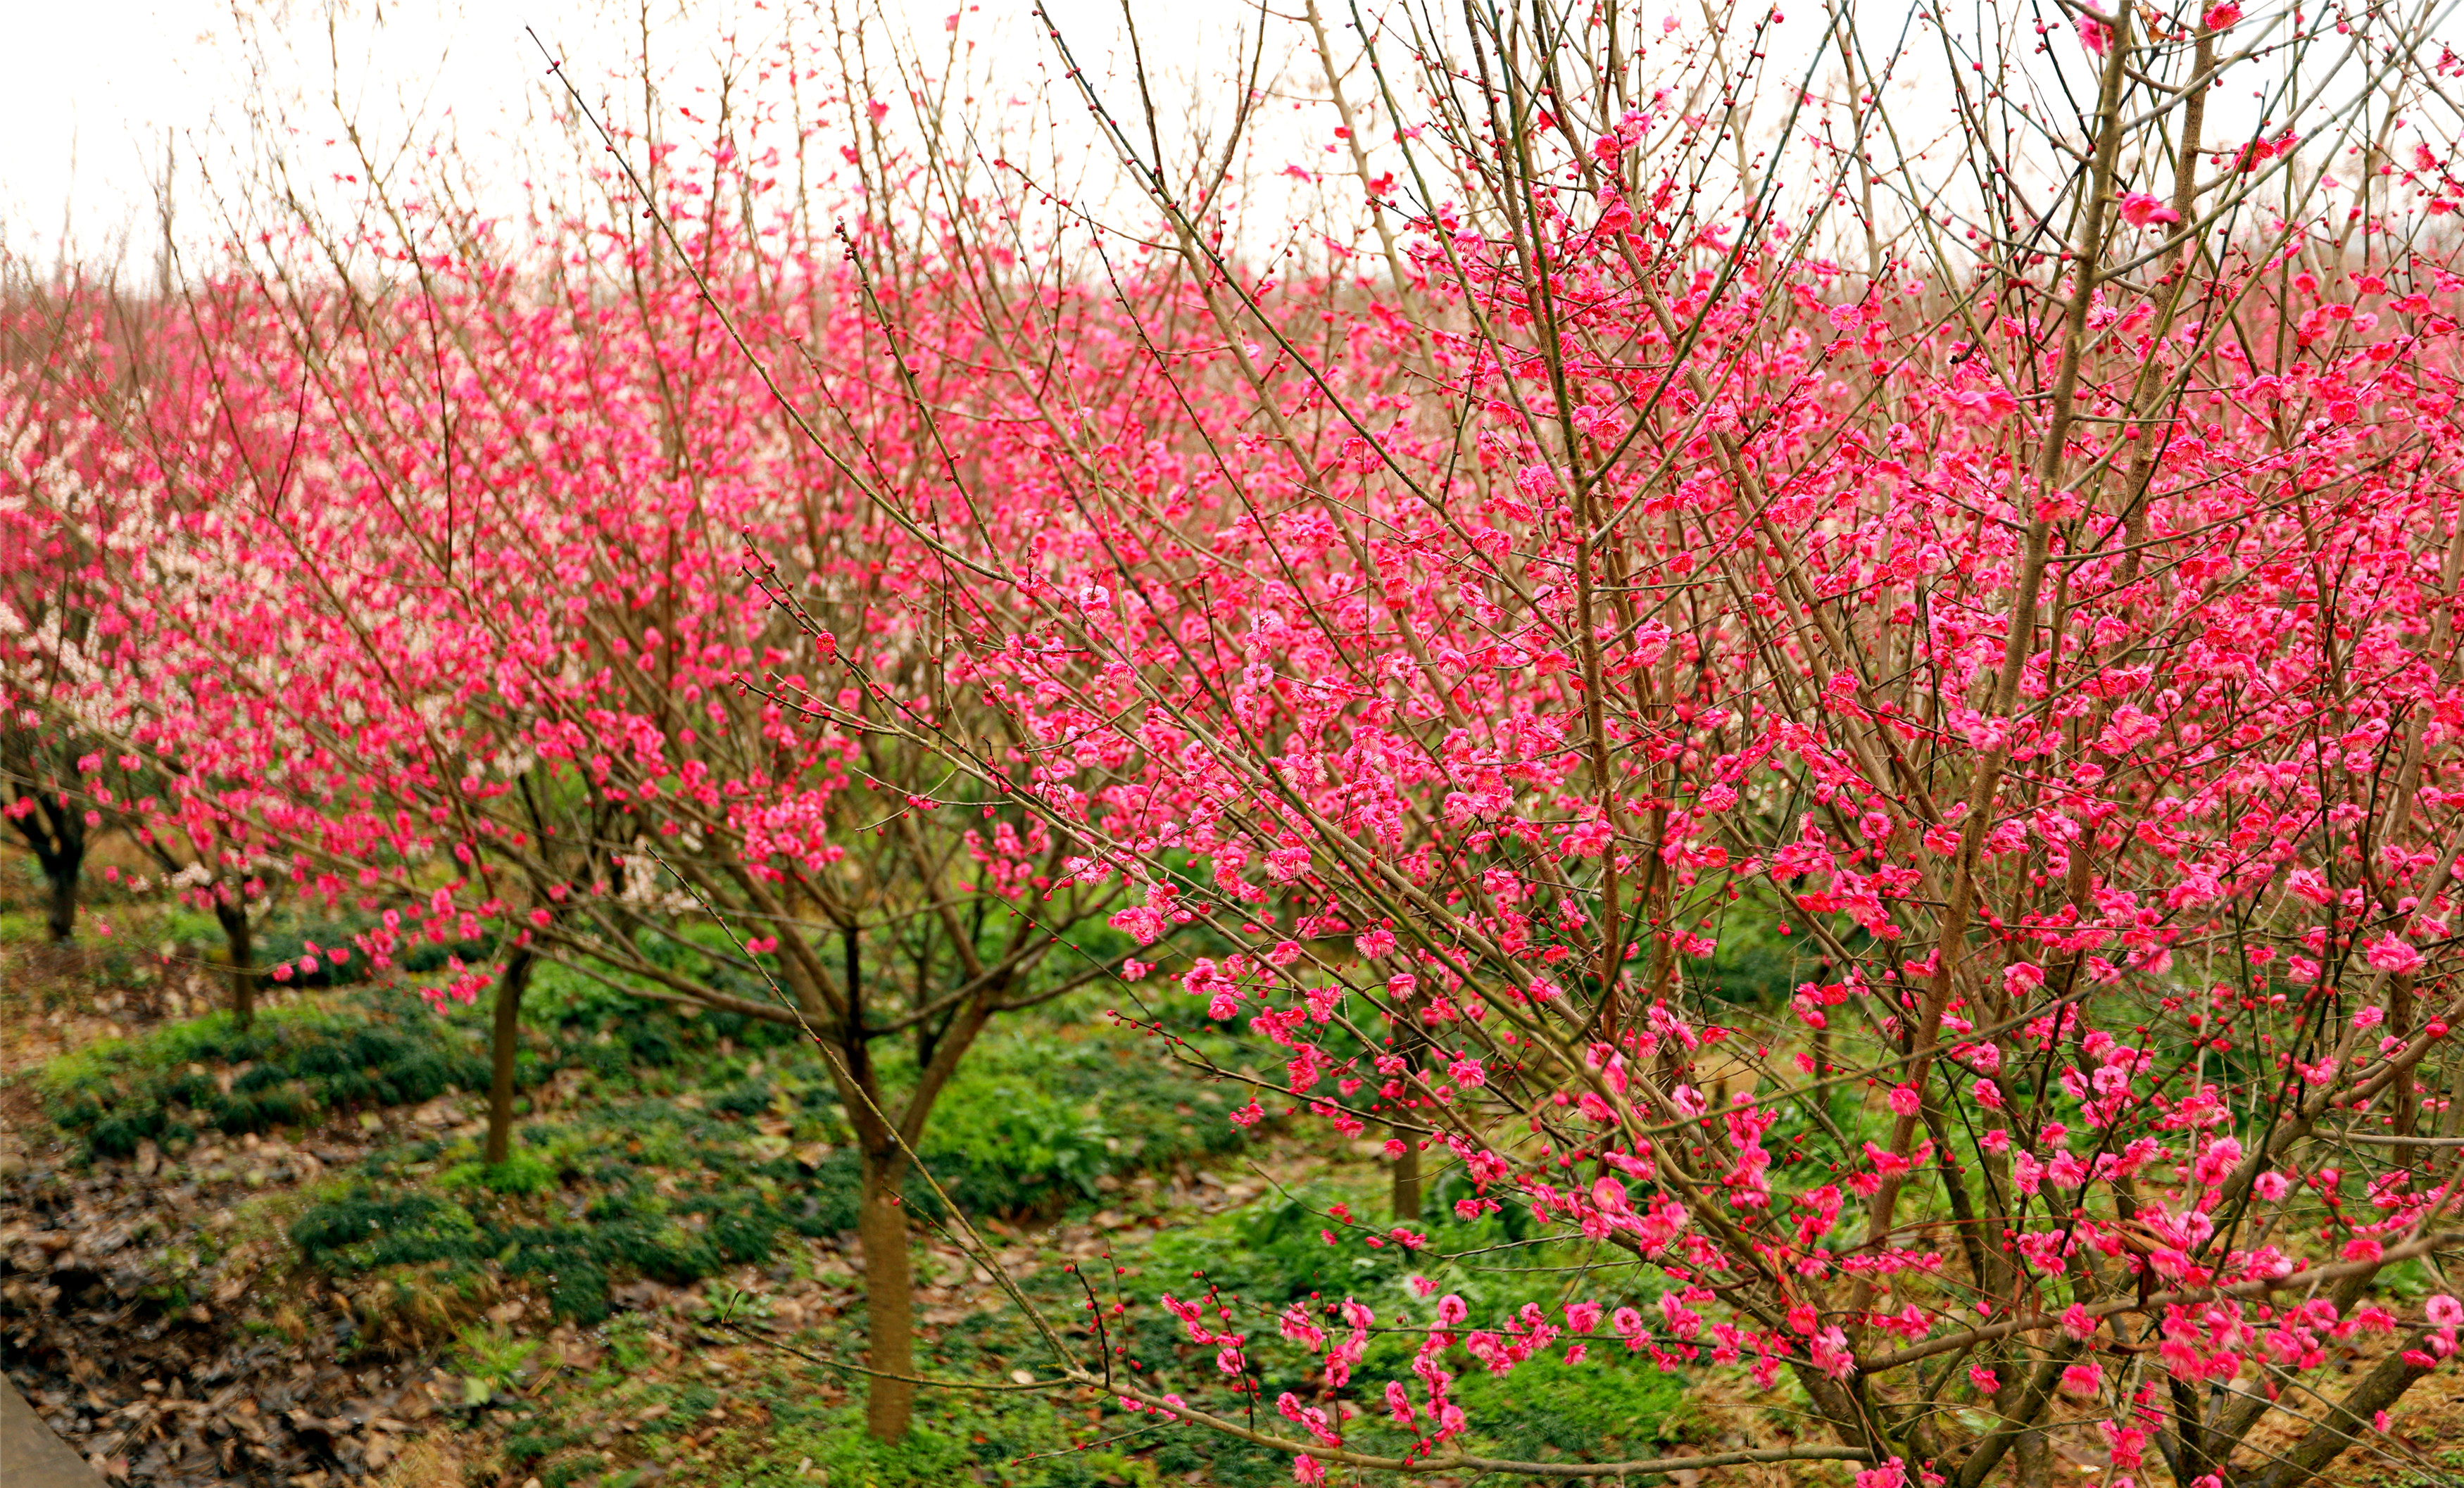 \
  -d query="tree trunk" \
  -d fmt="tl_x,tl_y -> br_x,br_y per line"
2013,1419 -> 2050,1488
485,948 -> 537,1167
1387,997 -> 1424,1221
44,862 -> 77,943
1391,1127 -> 1422,1221
214,898 -> 256,1029
858,1149 -> 916,1442
6,785 -> 85,943
20,789 -> 87,943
